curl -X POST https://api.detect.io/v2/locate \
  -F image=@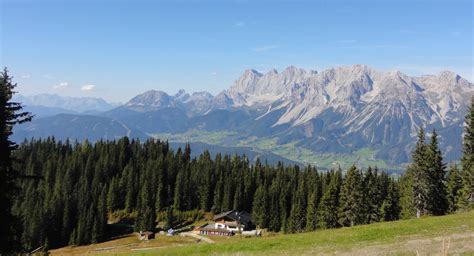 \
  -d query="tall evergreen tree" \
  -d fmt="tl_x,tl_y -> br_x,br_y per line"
426,130 -> 448,215
252,184 -> 268,229
446,164 -> 464,213
381,179 -> 401,221
461,96 -> 474,208
399,169 -> 416,219
268,180 -> 281,232
305,190 -> 318,231
338,166 -> 364,227
287,174 -> 307,233
363,166 -> 382,224
411,128 -> 430,218
318,170 -> 341,229
0,68 -> 32,253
